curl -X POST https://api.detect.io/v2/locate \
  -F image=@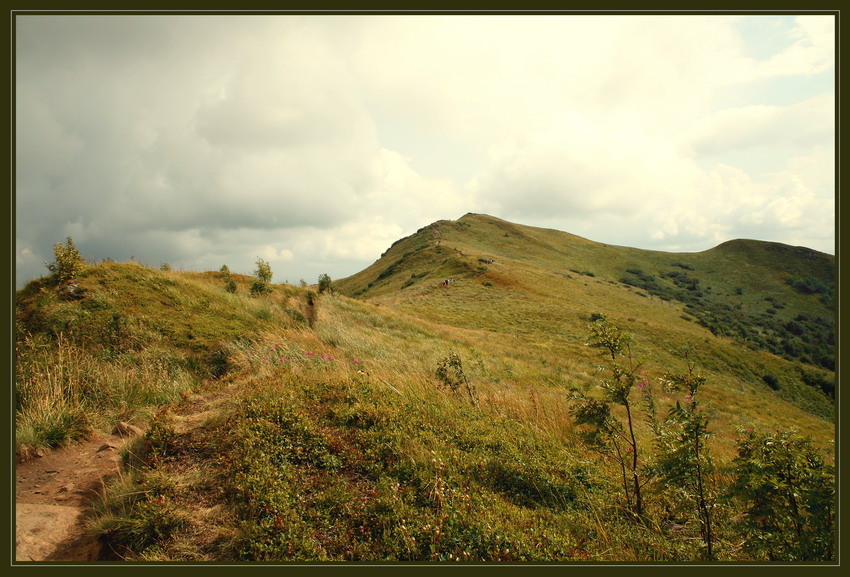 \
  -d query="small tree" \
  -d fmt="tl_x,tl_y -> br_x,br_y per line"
318,273 -> 333,294
731,429 -> 835,561
250,258 -> 273,297
220,264 -> 230,274
250,280 -> 271,297
45,236 -> 84,283
255,258 -> 273,283
654,346 -> 717,560
435,351 -> 478,407
572,314 -> 647,519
